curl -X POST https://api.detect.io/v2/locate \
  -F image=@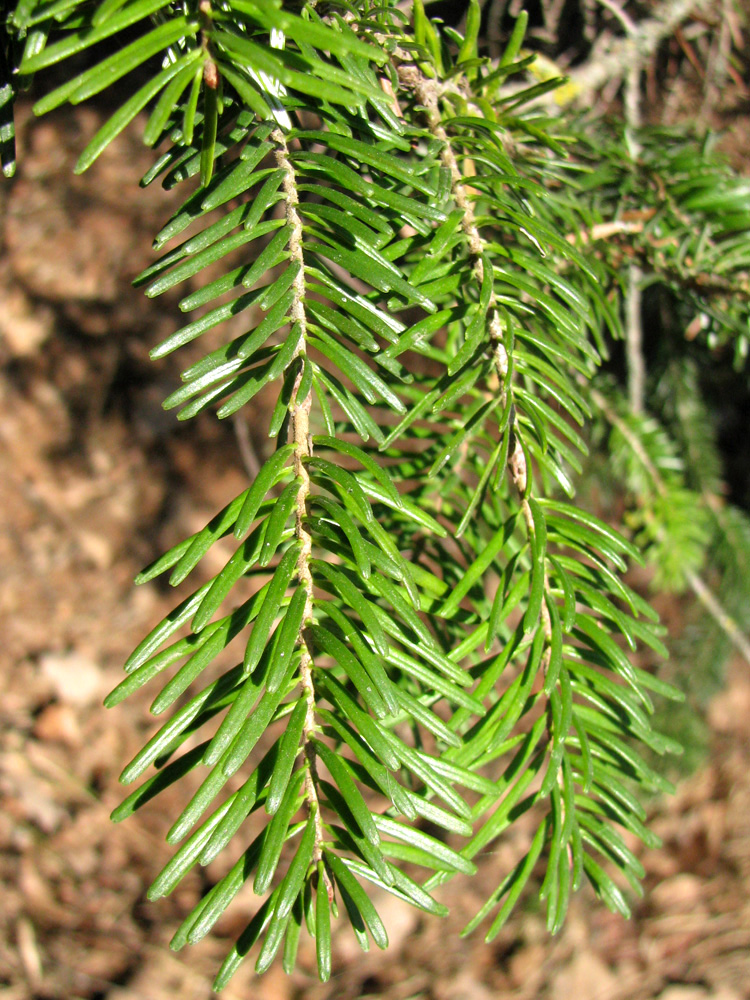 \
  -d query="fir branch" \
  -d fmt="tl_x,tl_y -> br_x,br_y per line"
12,0 -> 741,982
401,63 -> 552,651
272,126 -> 326,866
